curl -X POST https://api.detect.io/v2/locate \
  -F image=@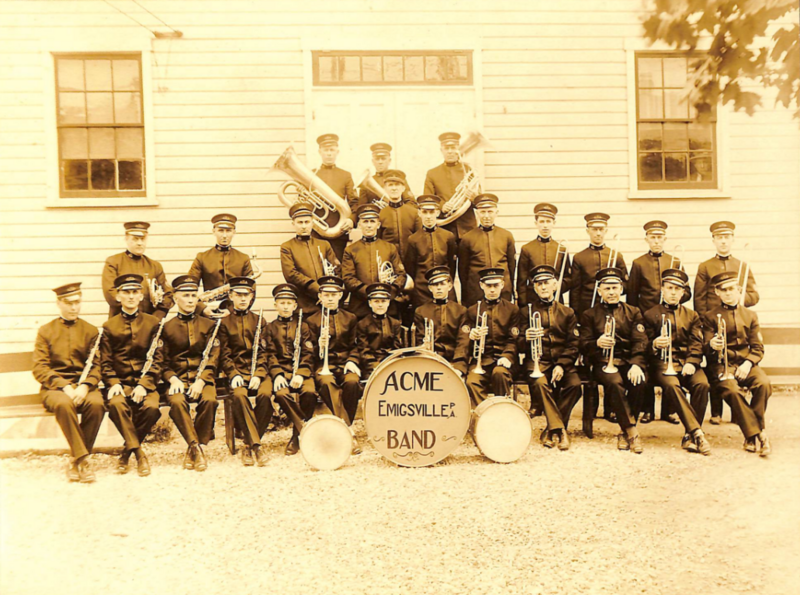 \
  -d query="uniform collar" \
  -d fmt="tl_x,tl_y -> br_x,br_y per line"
433,297 -> 448,305
423,225 -> 437,233
215,244 -> 231,252
388,200 -> 403,209
320,163 -> 336,170
537,236 -> 551,243
649,251 -> 663,257
484,298 -> 500,306
589,243 -> 605,251
663,301 -> 679,311
177,311 -> 196,321
121,308 -> 139,320
295,234 -> 311,241
362,235 -> 378,243
603,301 -> 620,310
125,250 -> 142,260
480,225 -> 494,232
233,308 -> 250,316
722,302 -> 738,311
277,315 -> 293,322
536,296 -> 555,307
445,161 -> 459,167
59,317 -> 78,326
716,254 -> 730,261
371,312 -> 387,320
325,308 -> 339,315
